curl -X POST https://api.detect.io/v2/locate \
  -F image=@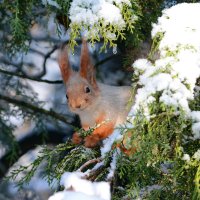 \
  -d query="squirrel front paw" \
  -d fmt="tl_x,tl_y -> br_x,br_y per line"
84,134 -> 101,148
72,132 -> 83,144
